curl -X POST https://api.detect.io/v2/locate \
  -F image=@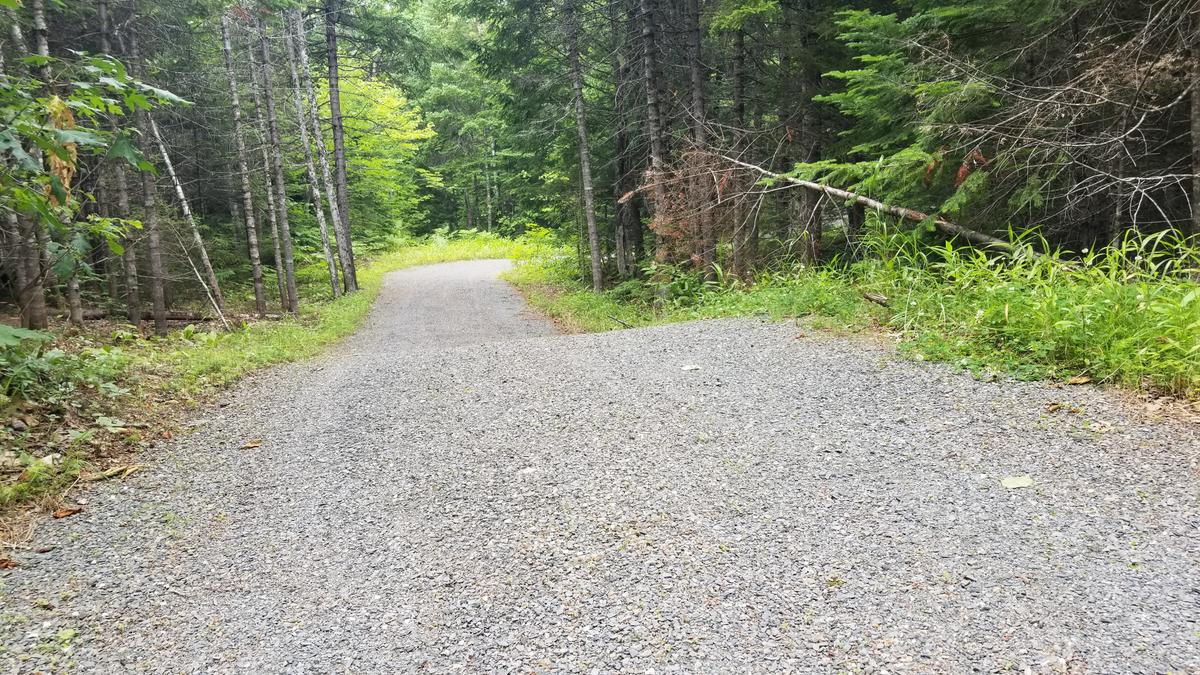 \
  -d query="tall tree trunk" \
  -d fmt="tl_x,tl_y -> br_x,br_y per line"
780,2 -> 822,264
565,0 -> 603,292
323,0 -> 358,291
139,153 -> 168,334
284,9 -> 340,298
485,142 -> 495,232
611,0 -> 642,277
685,0 -> 715,275
149,117 -> 226,315
9,5 -> 47,329
490,138 -> 499,231
1192,17 -> 1200,237
221,14 -> 267,315
294,10 -> 354,295
246,29 -> 287,309
127,0 -> 167,333
640,0 -> 669,263
256,14 -> 299,313
98,0 -> 145,326
731,27 -> 750,280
